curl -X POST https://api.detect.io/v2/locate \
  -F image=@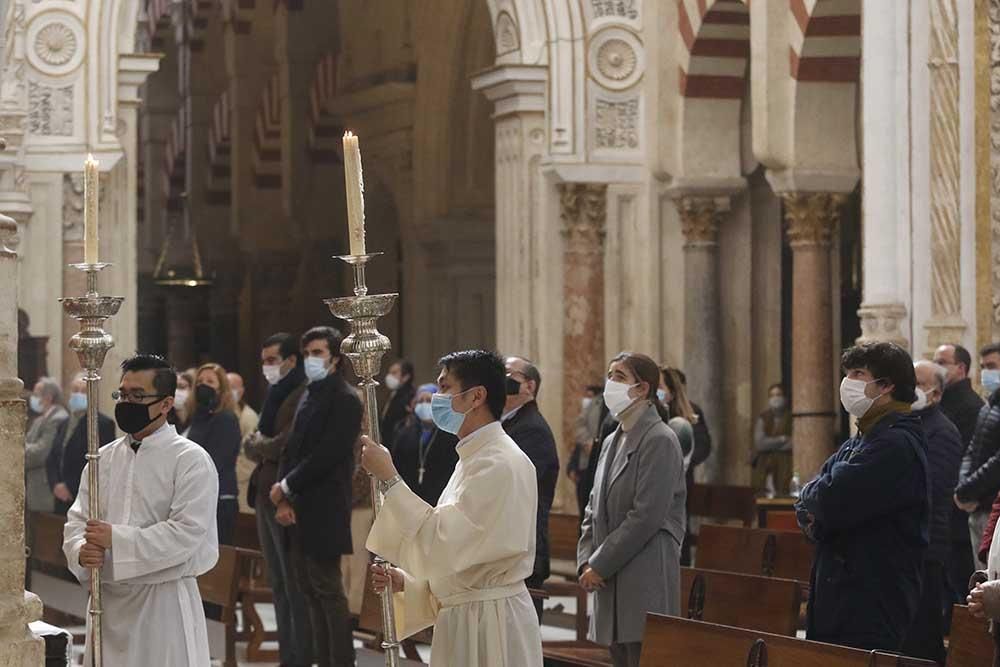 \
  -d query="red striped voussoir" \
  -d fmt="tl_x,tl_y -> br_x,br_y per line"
677,0 -> 750,99
789,0 -> 860,83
